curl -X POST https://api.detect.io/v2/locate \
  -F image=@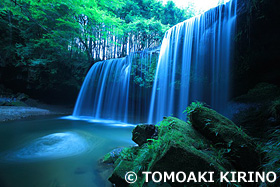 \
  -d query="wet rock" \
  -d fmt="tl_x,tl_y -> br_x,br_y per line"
269,98 -> 280,120
102,147 -> 124,164
147,117 -> 231,186
232,83 -> 280,139
150,146 -> 223,186
2,101 -> 27,106
106,117 -> 235,186
0,106 -> 50,122
235,83 -> 280,103
104,104 -> 265,186
101,146 -> 140,186
188,103 -> 262,172
132,124 -> 158,146
108,160 -> 134,187
16,93 -> 29,101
